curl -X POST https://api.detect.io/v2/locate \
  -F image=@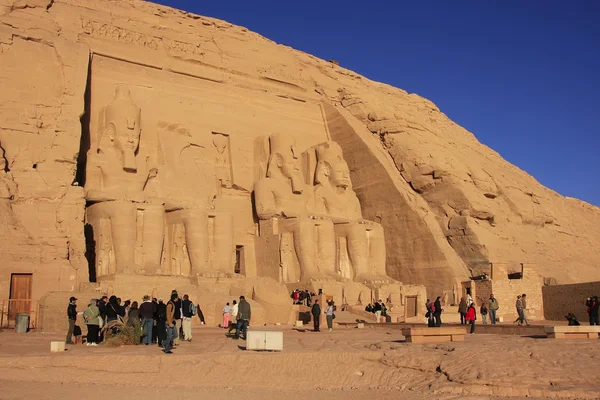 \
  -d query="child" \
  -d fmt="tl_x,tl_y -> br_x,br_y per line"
73,324 -> 83,344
